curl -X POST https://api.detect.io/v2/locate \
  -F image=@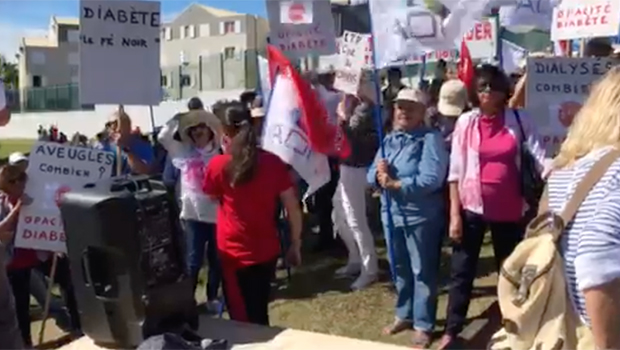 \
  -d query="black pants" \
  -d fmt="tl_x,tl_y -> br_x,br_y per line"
222,259 -> 277,326
37,256 -> 82,331
7,268 -> 32,346
444,210 -> 524,336
311,159 -> 339,248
